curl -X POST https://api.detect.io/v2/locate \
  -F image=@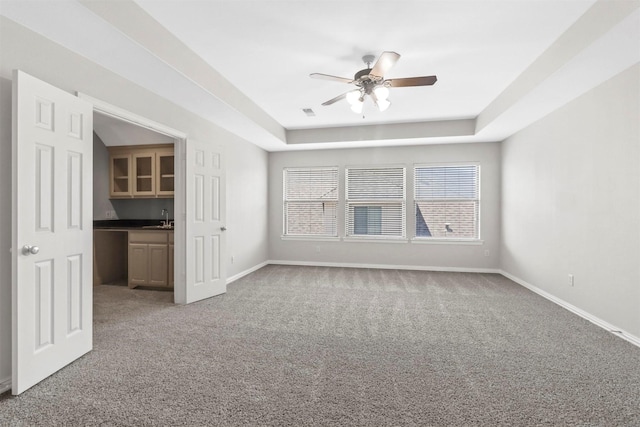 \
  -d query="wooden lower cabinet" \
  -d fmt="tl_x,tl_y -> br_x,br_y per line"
129,243 -> 149,287
128,231 -> 173,289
